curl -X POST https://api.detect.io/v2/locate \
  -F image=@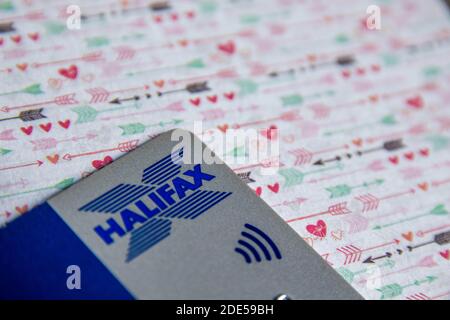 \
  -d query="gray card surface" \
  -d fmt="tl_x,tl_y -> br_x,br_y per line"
47,129 -> 362,299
